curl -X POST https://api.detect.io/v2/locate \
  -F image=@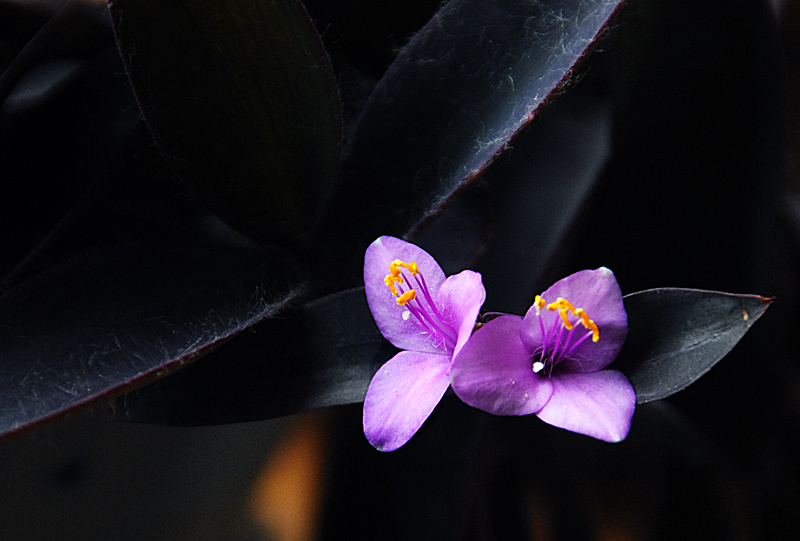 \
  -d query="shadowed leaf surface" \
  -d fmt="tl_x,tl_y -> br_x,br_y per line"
615,288 -> 772,403
472,86 -> 612,314
325,0 -> 624,265
108,0 -> 341,241
0,238 -> 300,440
114,287 -> 395,425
